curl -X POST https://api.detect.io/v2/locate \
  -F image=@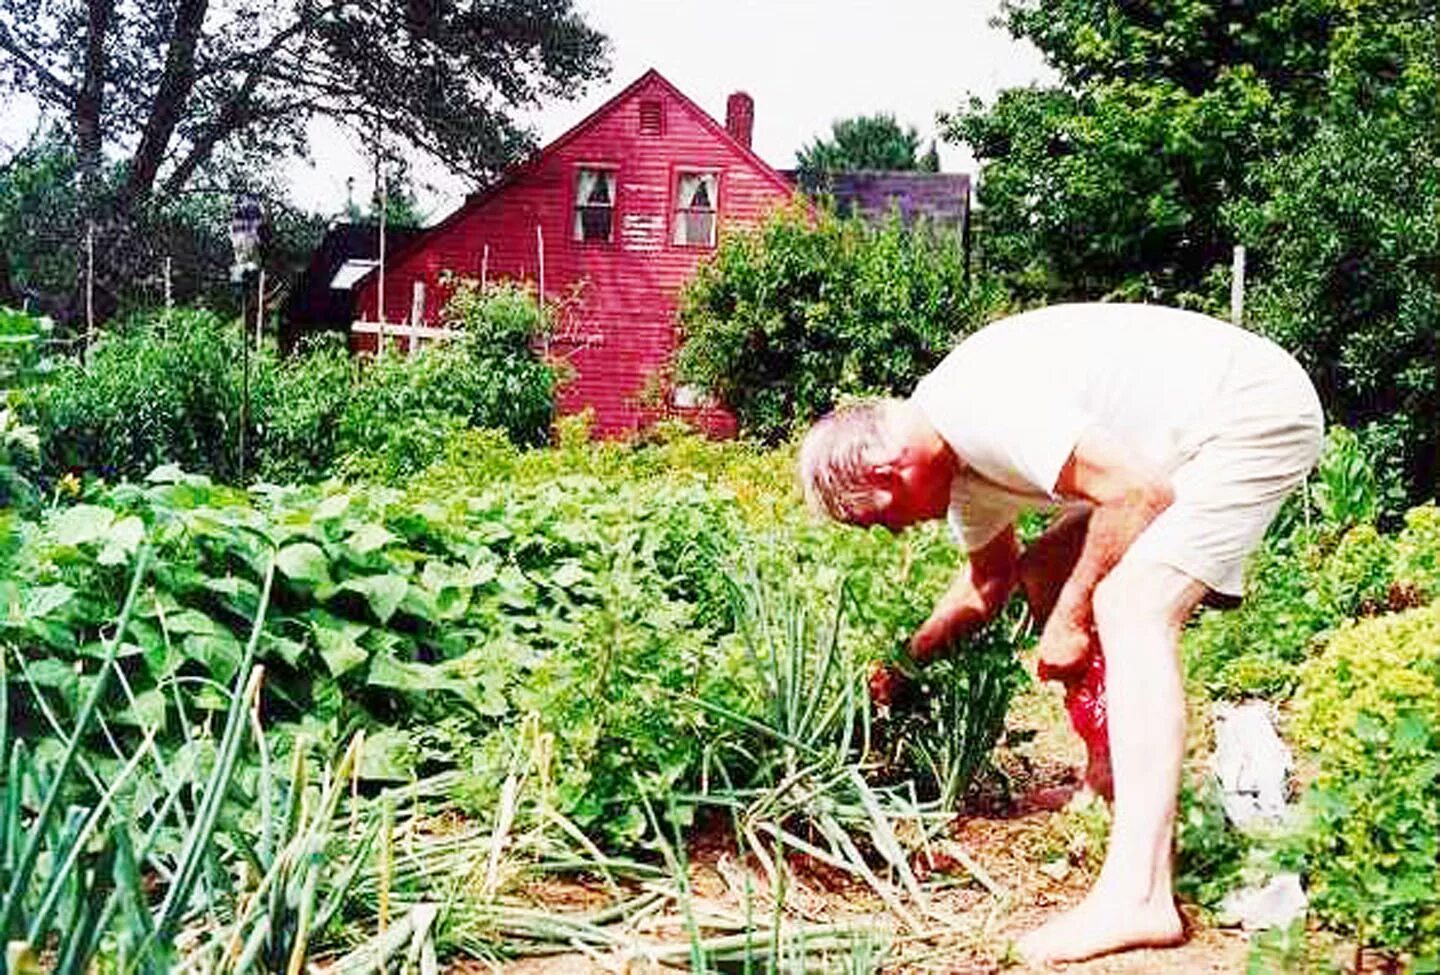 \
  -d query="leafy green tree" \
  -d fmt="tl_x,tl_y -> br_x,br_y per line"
1229,4 -> 1439,495
0,128 -> 324,317
0,0 -> 607,320
676,204 -> 1007,442
796,113 -> 940,188
943,0 -> 1339,303
0,0 -> 608,203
